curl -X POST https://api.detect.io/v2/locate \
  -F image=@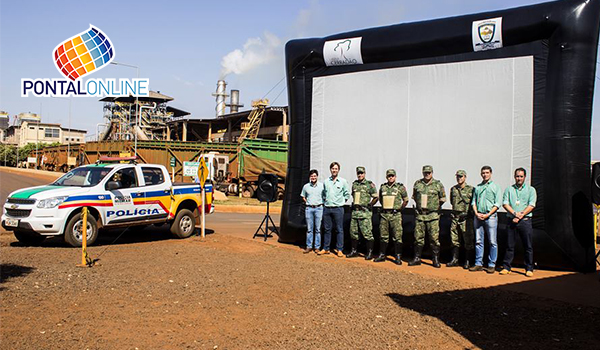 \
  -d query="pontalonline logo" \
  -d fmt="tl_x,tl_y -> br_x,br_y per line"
21,25 -> 149,97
